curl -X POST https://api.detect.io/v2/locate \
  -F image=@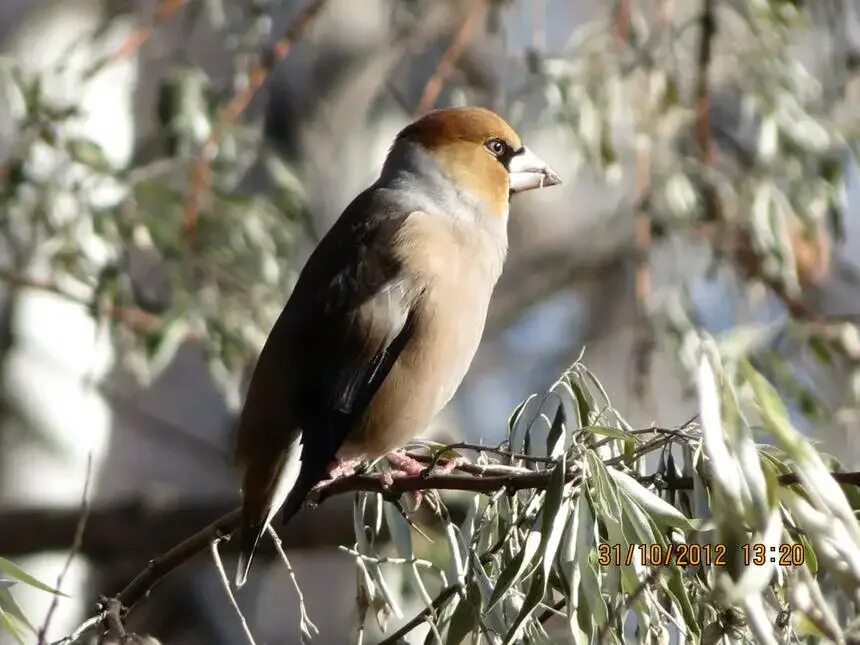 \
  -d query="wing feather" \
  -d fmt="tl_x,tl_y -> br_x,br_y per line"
234,188 -> 423,585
